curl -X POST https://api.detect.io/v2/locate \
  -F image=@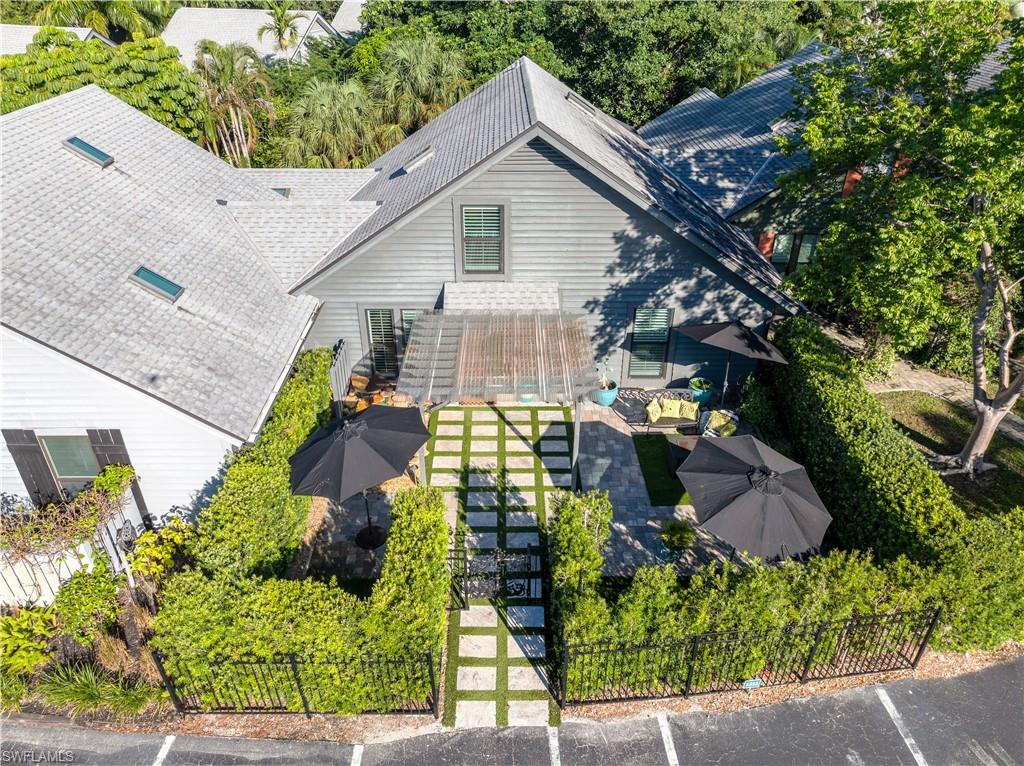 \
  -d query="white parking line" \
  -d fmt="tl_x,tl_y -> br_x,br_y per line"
351,743 -> 364,766
876,689 -> 929,766
657,713 -> 680,766
548,726 -> 561,766
152,735 -> 175,766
